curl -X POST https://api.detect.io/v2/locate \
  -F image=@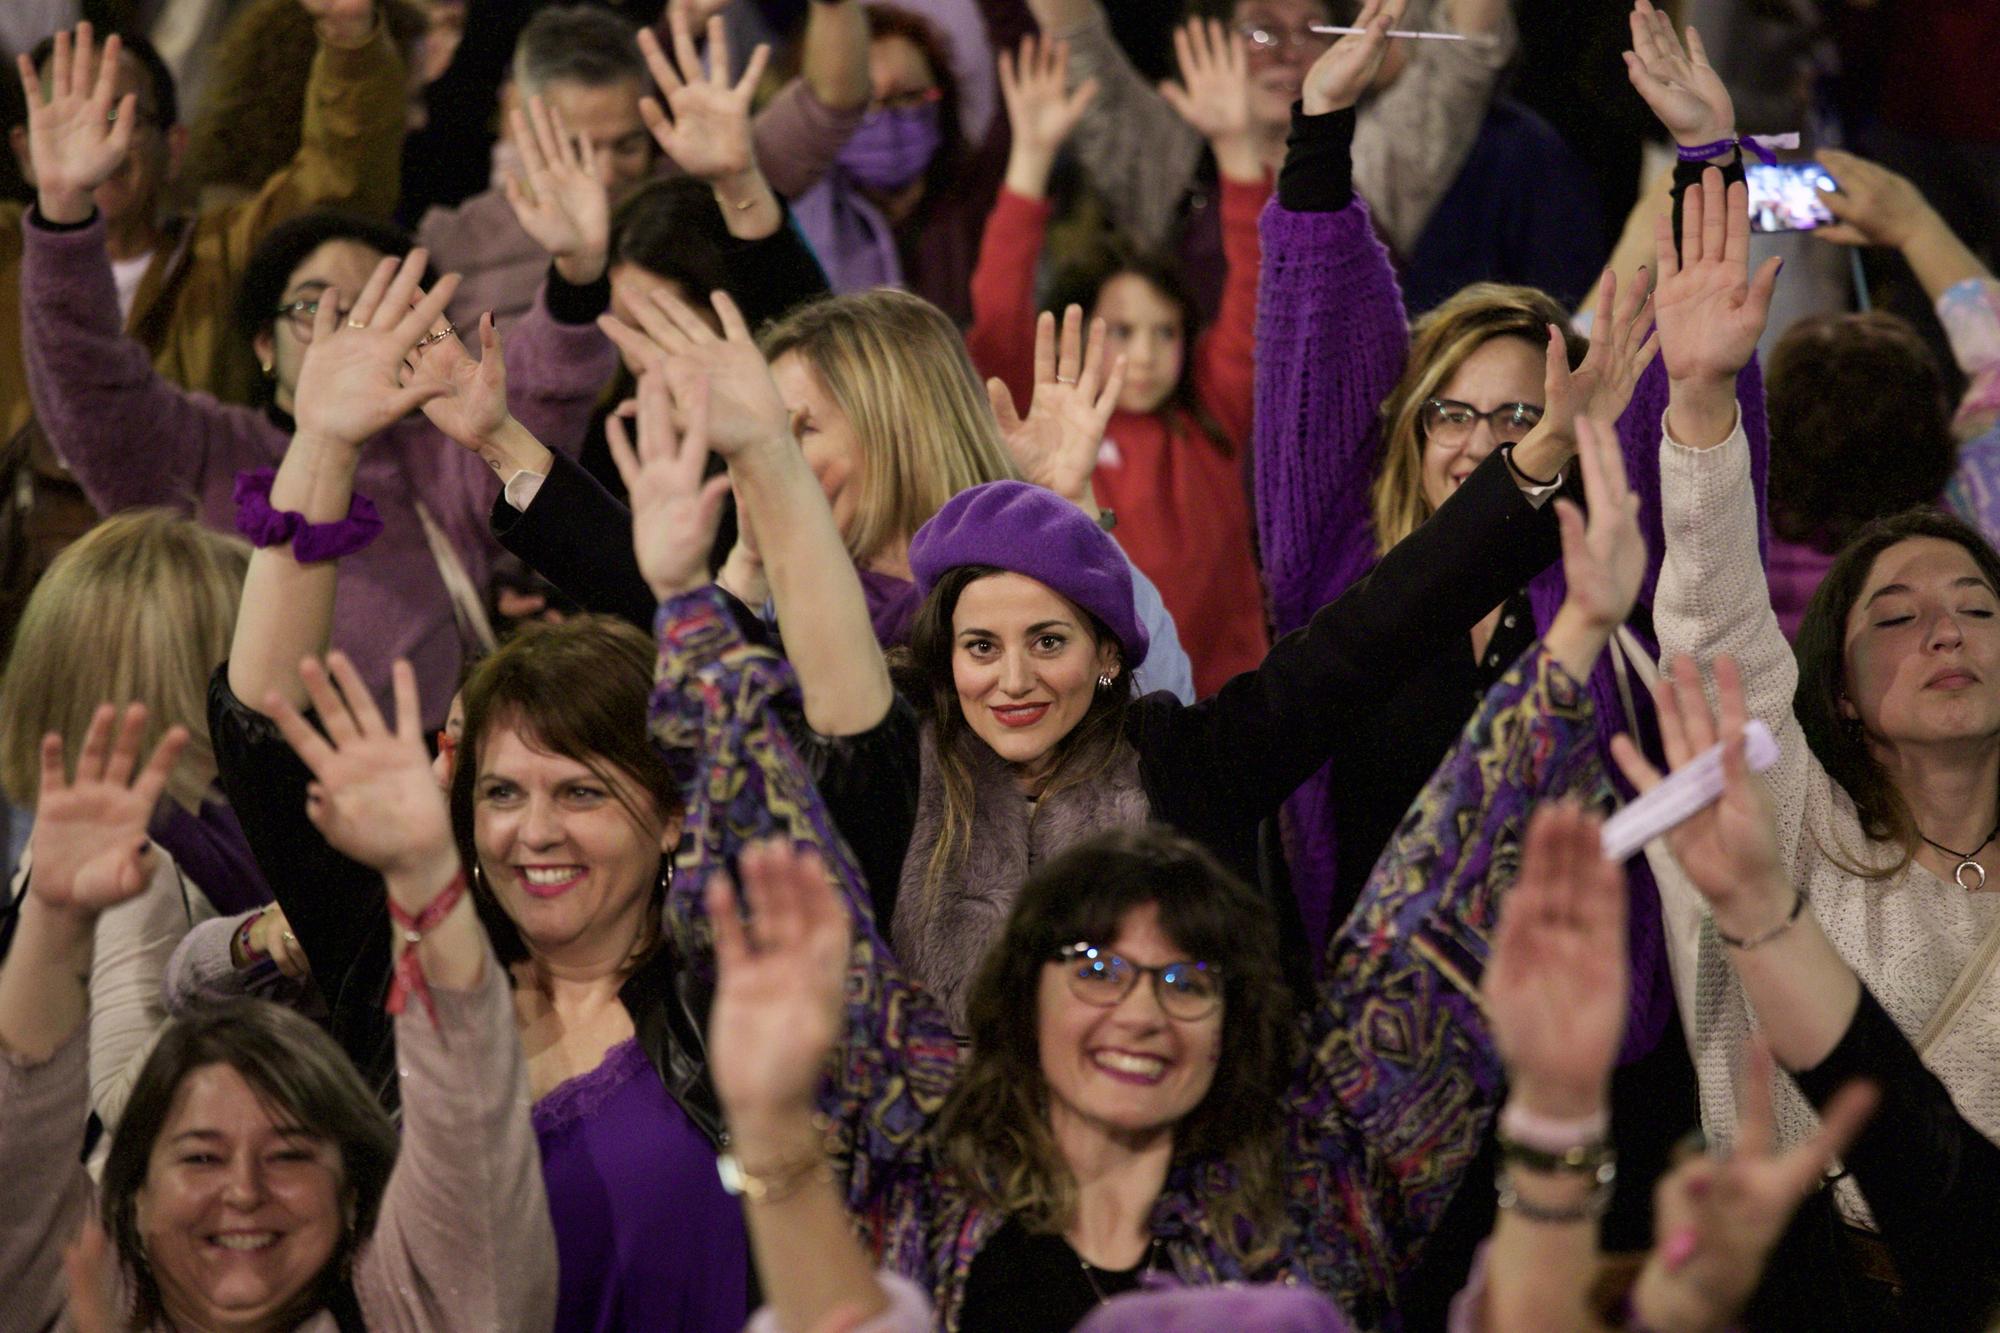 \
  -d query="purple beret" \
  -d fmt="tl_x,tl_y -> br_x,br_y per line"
908,481 -> 1149,670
